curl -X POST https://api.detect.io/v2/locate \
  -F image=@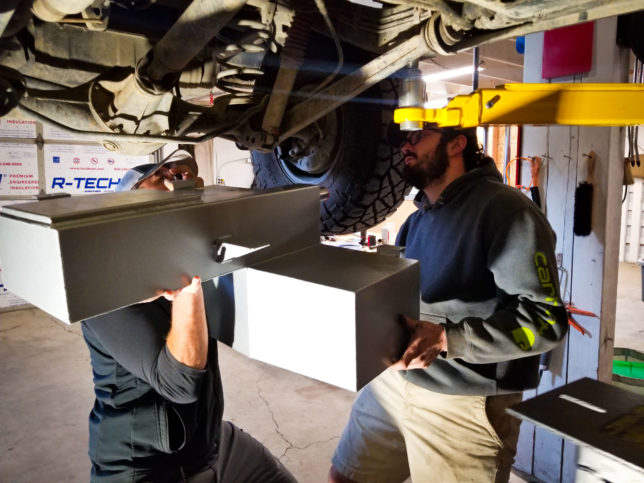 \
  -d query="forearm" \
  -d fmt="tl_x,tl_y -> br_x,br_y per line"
166,277 -> 208,369
445,300 -> 568,363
